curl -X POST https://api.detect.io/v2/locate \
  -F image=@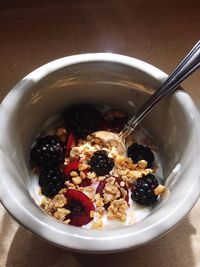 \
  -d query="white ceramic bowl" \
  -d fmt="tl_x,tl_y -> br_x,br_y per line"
0,53 -> 200,253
